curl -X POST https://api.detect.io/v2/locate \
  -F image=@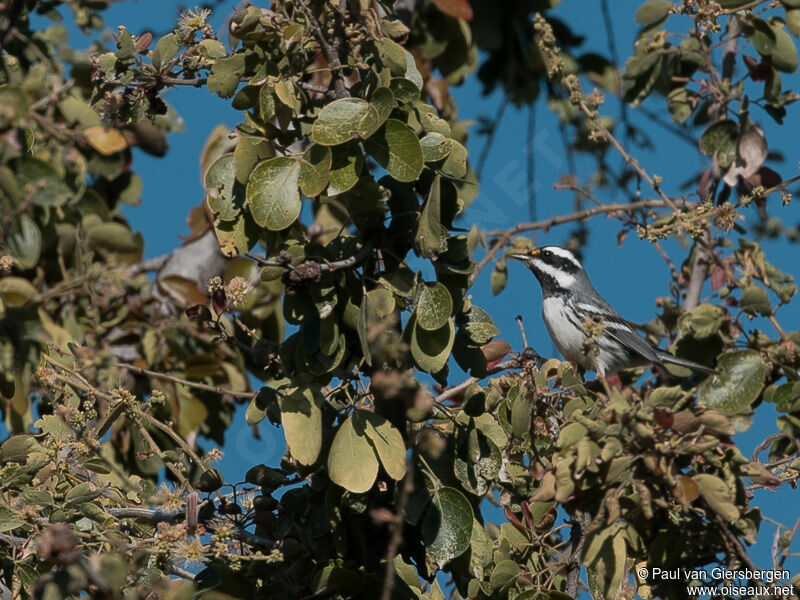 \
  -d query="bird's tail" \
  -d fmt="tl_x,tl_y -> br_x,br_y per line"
656,351 -> 718,376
